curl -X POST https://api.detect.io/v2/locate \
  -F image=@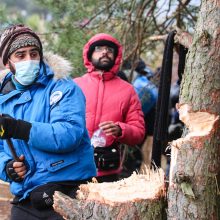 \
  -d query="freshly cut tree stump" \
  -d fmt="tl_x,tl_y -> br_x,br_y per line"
53,168 -> 166,220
